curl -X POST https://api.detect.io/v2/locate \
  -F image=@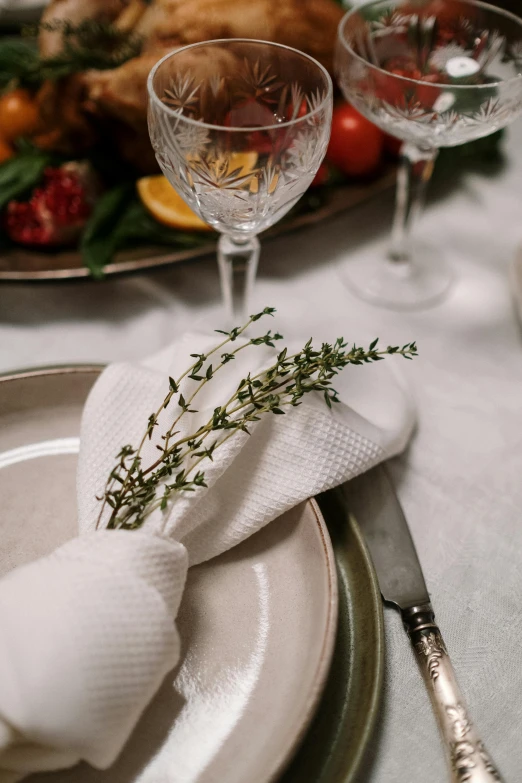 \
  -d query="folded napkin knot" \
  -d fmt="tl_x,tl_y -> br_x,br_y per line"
0,329 -> 415,780
0,532 -> 187,777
